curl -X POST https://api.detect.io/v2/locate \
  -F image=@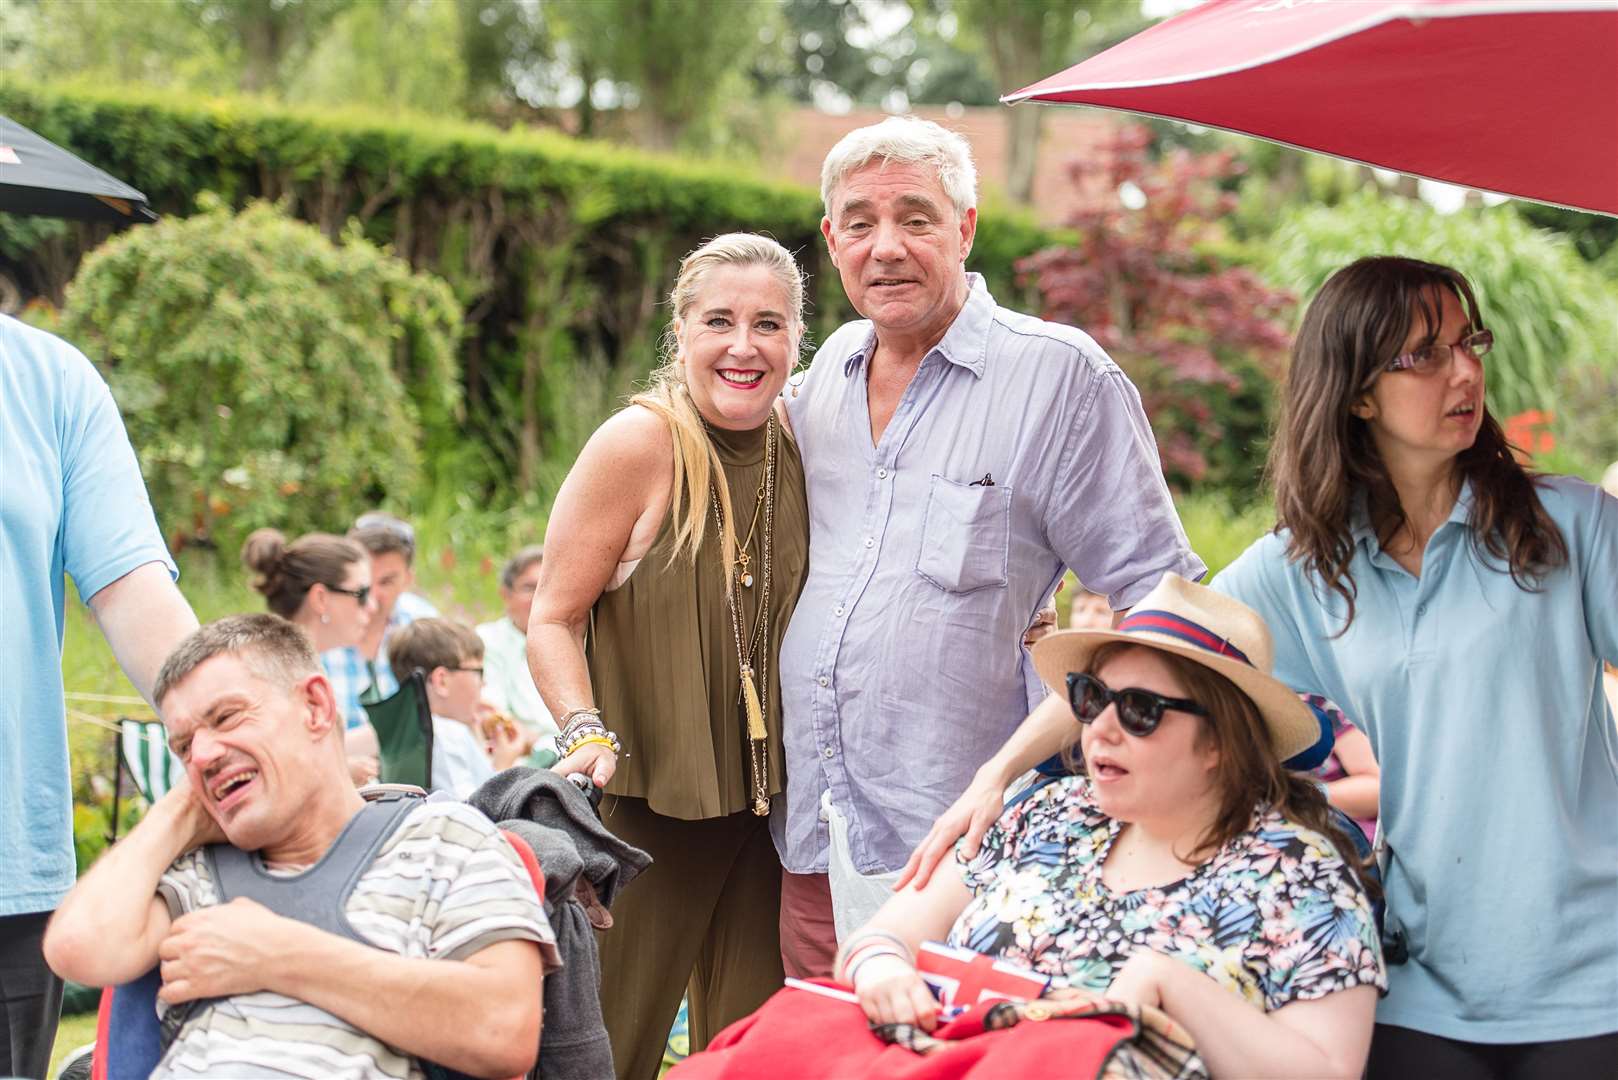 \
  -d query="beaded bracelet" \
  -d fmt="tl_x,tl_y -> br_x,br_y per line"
559,707 -> 603,738
566,733 -> 619,755
554,728 -> 621,758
